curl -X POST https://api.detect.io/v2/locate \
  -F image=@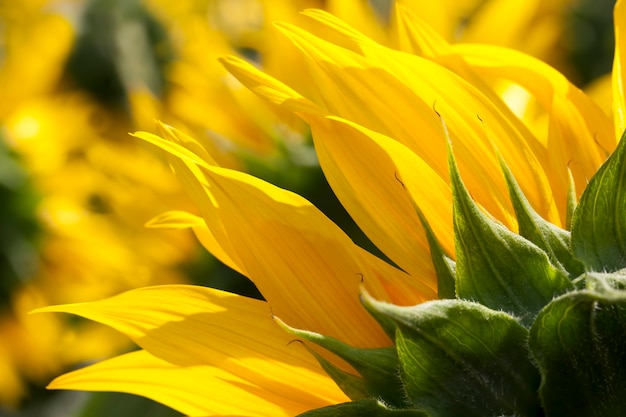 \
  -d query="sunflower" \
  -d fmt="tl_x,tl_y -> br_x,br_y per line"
37,1 -> 626,416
